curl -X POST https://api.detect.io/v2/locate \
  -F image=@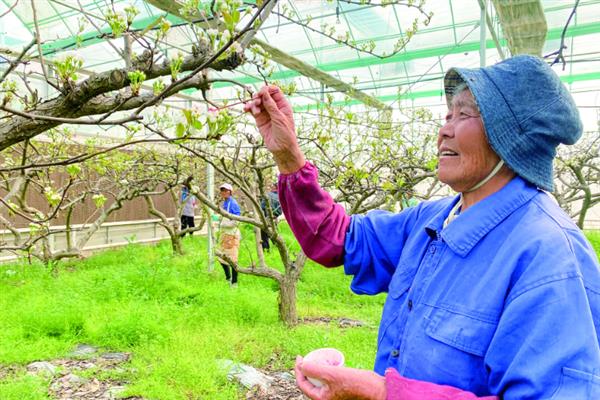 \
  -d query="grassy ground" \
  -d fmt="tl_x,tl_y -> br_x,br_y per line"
2,227 -> 599,399
0,224 -> 385,399
587,230 -> 600,253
